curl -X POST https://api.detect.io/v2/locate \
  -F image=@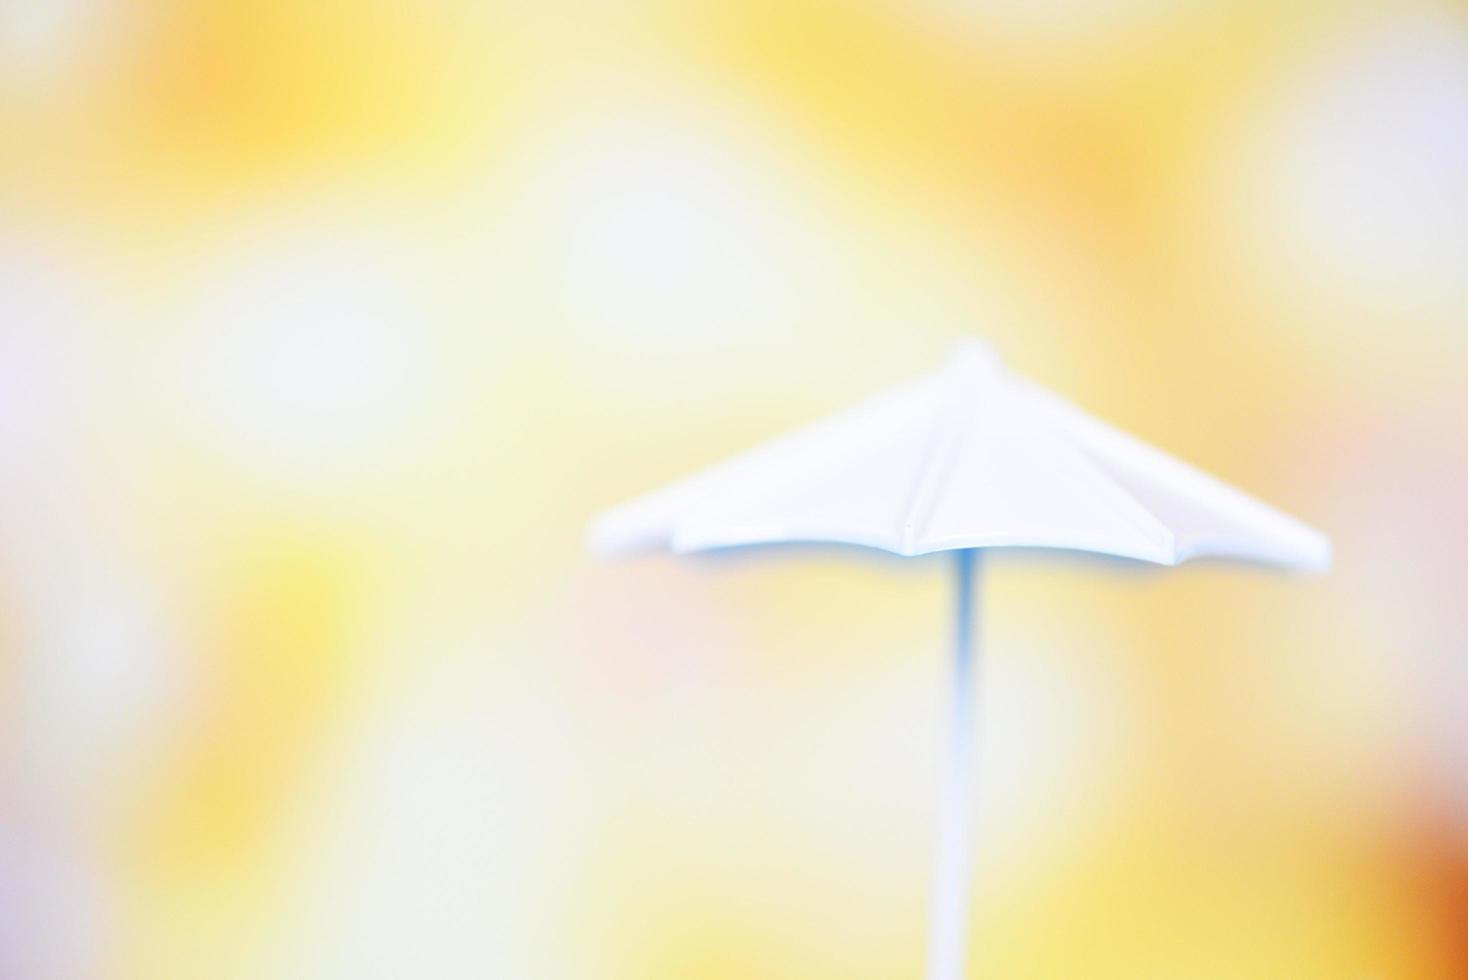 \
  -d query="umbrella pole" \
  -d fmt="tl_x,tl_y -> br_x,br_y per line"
926,547 -> 981,980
